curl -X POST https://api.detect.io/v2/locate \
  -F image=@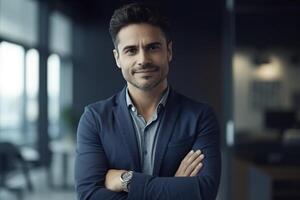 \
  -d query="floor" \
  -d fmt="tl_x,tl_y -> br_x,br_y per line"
0,151 -> 76,200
